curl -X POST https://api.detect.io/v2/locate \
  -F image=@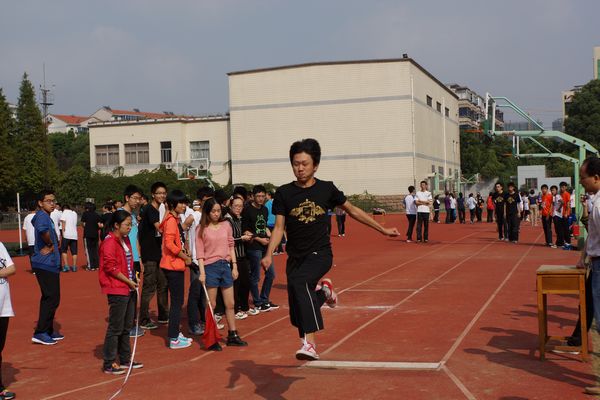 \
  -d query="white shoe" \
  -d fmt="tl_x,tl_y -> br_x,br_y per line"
295,341 -> 319,360
235,311 -> 248,320
247,307 -> 260,316
321,278 -> 337,308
